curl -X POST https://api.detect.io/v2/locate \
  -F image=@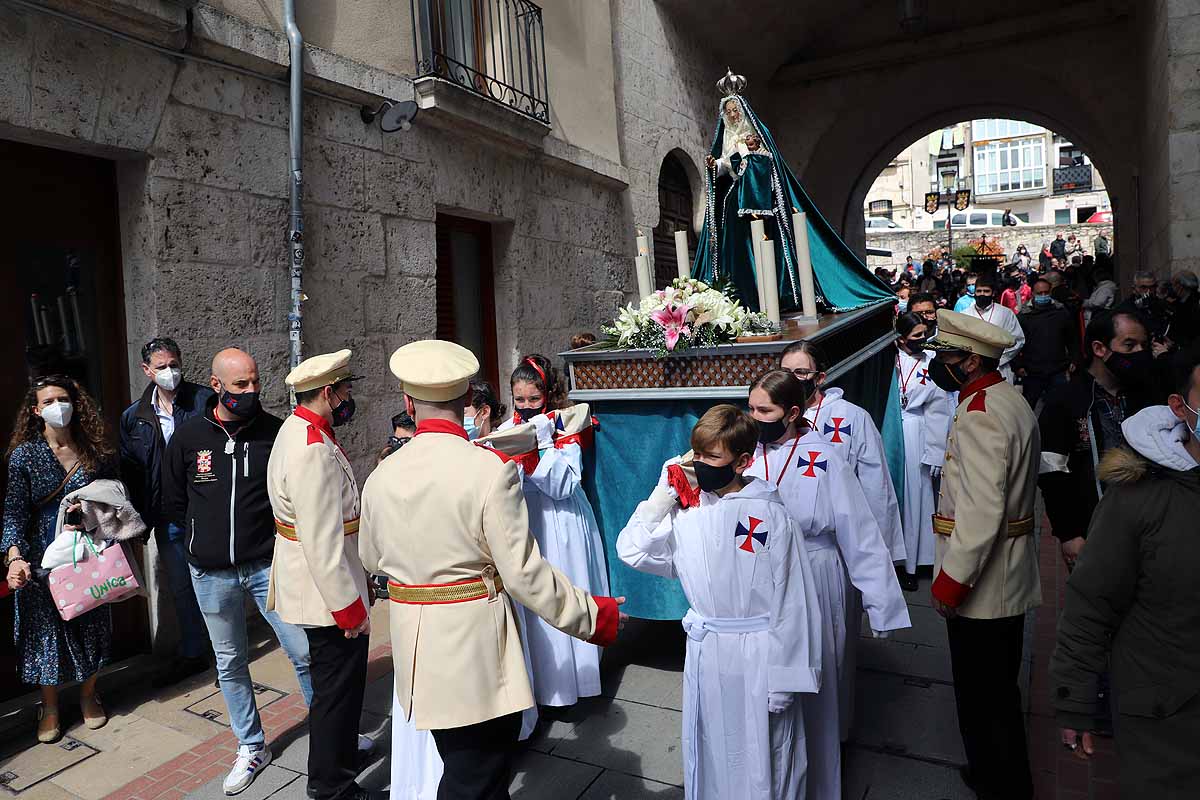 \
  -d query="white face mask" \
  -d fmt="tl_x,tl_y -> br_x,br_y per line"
40,401 -> 73,429
154,367 -> 182,392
